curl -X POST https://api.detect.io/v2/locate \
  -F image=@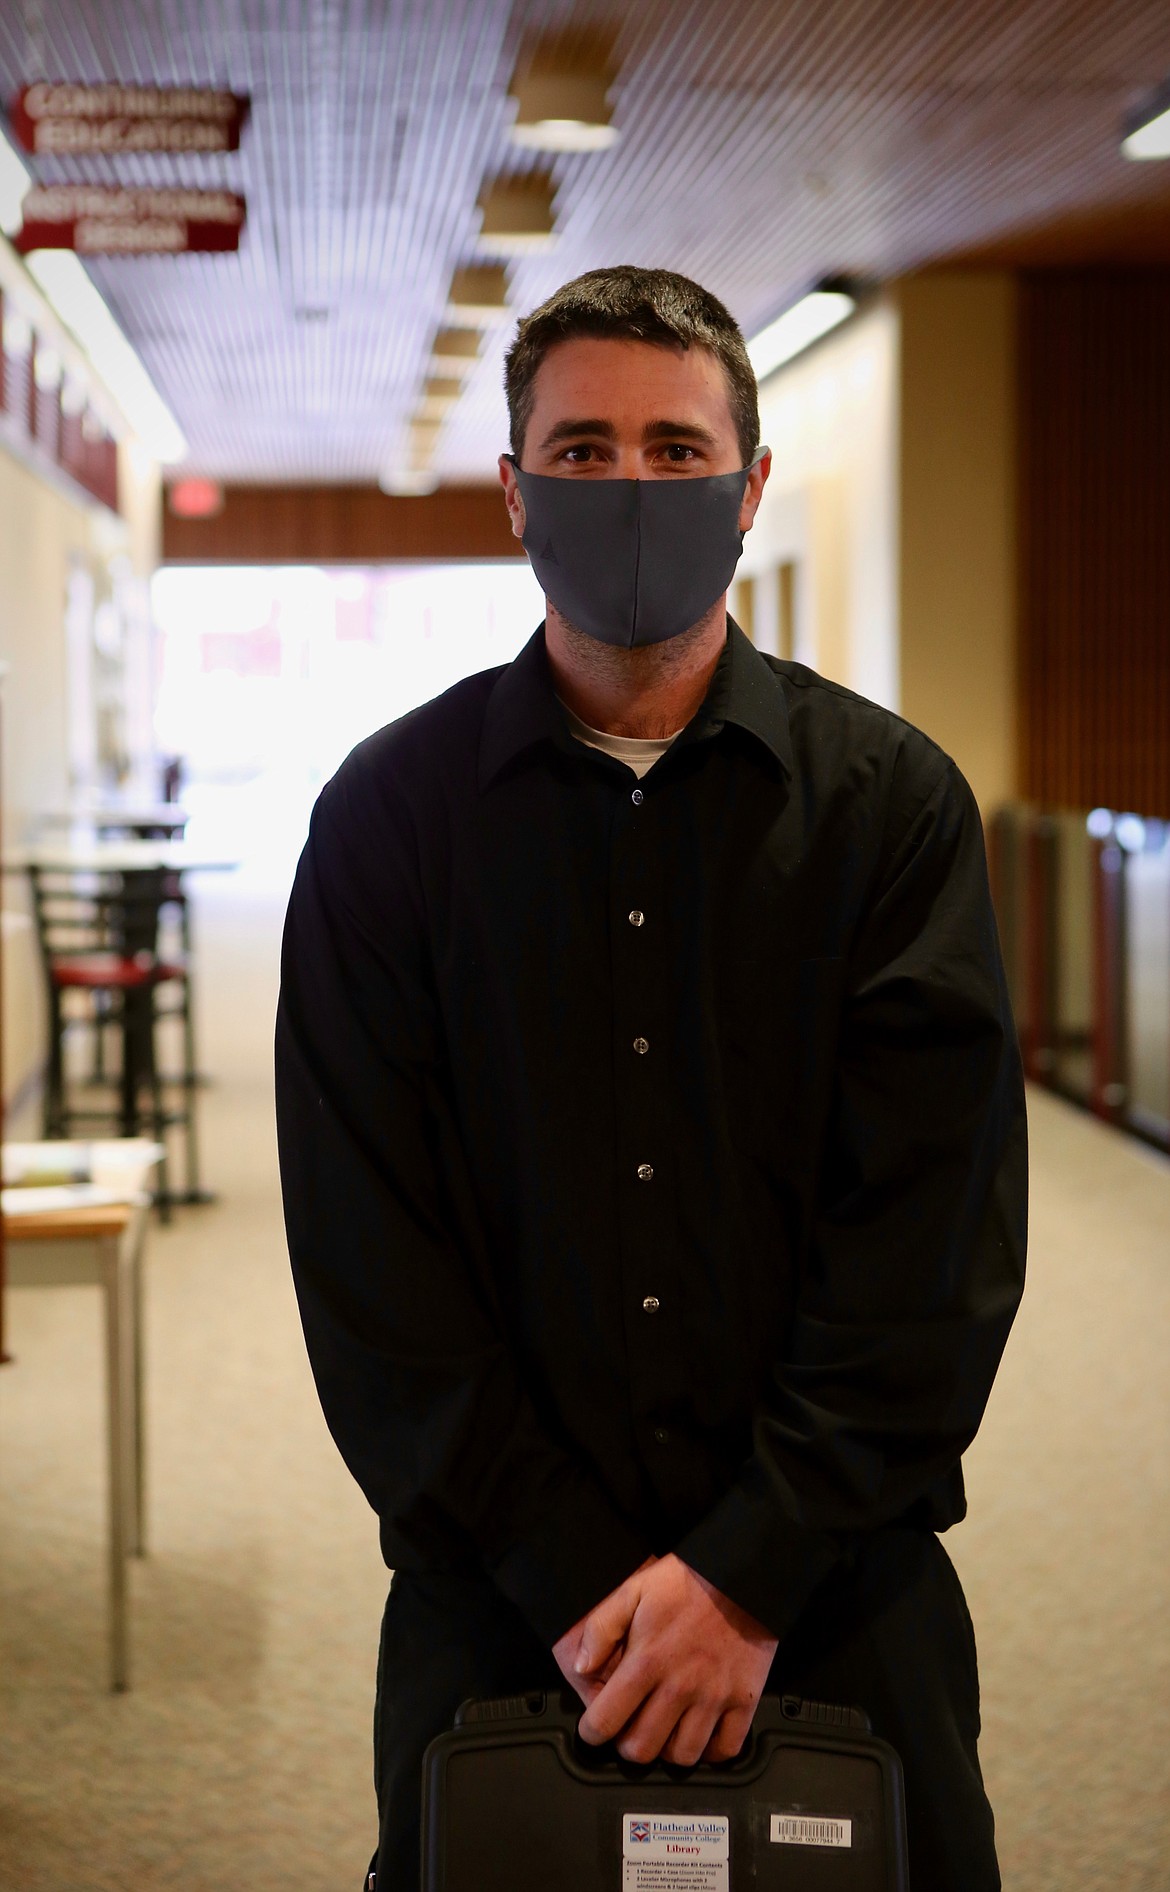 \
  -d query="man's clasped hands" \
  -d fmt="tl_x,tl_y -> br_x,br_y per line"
551,1552 -> 778,1768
